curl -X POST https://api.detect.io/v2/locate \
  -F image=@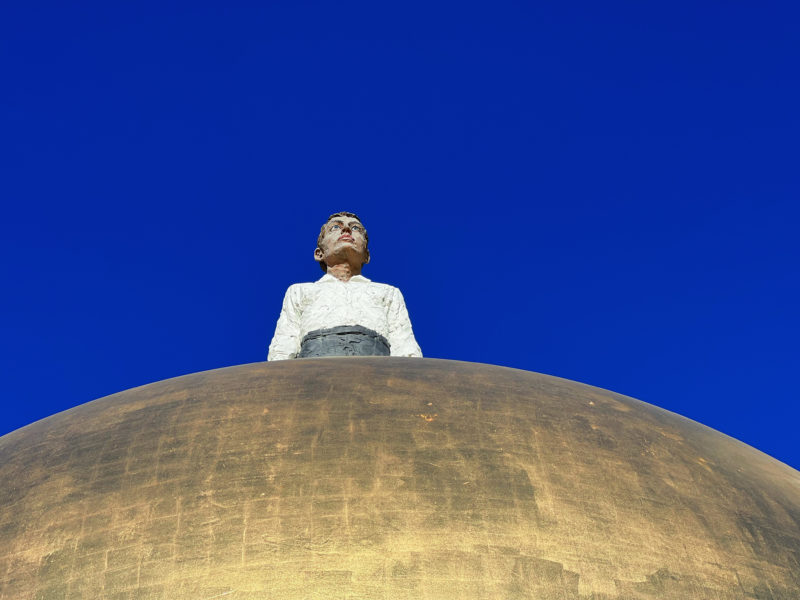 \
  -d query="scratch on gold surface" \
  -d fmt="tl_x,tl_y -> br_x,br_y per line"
697,457 -> 714,472
659,428 -> 684,442
418,413 -> 438,422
